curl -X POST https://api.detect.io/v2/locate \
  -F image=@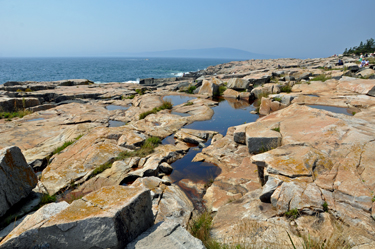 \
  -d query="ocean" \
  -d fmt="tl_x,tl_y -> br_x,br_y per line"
0,57 -> 233,84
